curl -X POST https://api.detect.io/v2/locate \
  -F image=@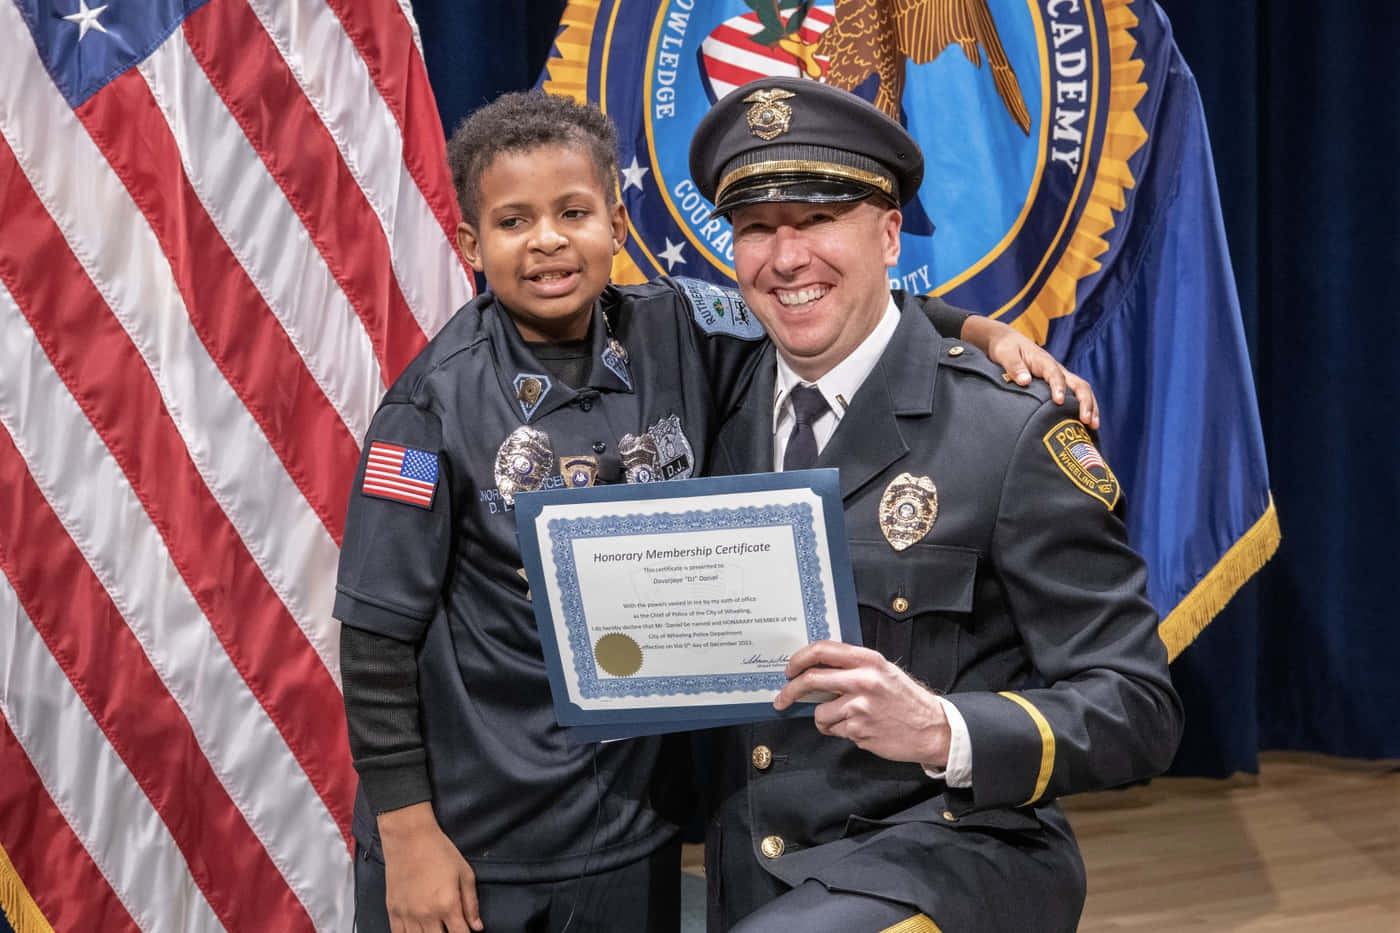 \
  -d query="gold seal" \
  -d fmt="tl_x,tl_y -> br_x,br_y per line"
743,88 -> 795,140
878,473 -> 938,551
494,425 -> 553,505
517,376 -> 543,406
594,633 -> 643,677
